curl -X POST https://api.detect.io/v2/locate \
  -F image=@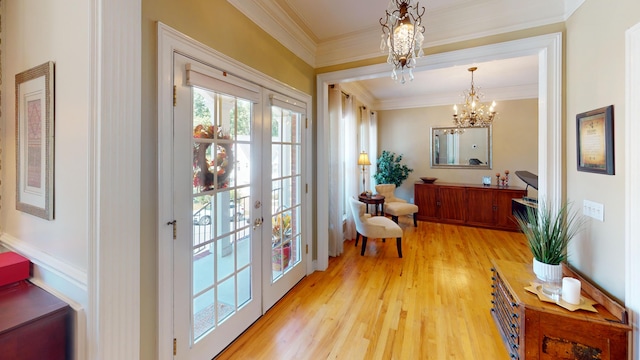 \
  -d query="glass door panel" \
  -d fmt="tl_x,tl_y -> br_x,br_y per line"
191,89 -> 253,341
269,106 -> 303,284
173,54 -> 261,359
